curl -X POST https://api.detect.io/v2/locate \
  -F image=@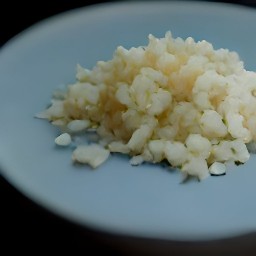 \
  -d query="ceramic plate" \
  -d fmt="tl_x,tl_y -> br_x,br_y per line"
0,1 -> 256,241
